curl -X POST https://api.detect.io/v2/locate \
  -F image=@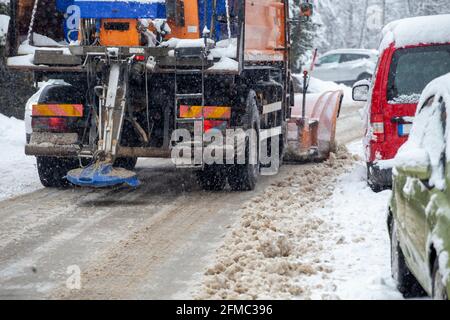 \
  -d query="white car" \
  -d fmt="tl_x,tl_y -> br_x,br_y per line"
313,49 -> 378,86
